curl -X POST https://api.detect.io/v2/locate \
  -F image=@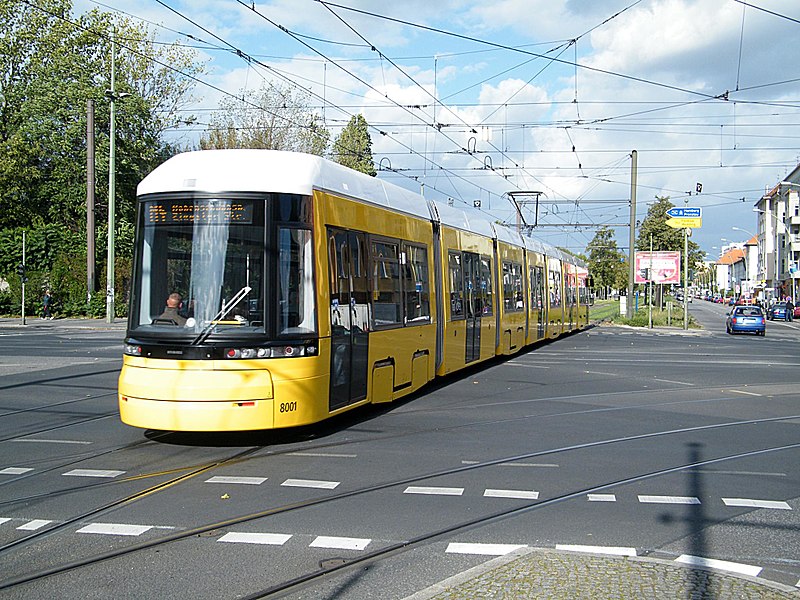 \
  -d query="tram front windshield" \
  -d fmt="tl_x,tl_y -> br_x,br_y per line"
128,195 -> 316,341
